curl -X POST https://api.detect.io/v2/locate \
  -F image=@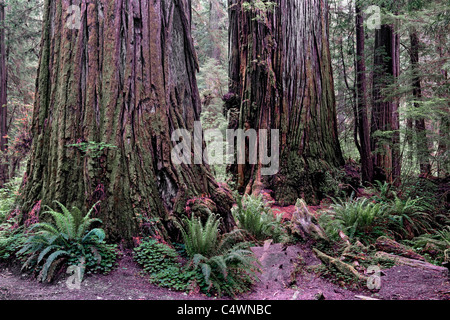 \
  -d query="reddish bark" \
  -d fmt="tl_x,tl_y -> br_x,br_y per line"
227,0 -> 344,204
355,4 -> 373,184
20,0 -> 234,243
0,1 -> 8,186
371,24 -> 401,184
